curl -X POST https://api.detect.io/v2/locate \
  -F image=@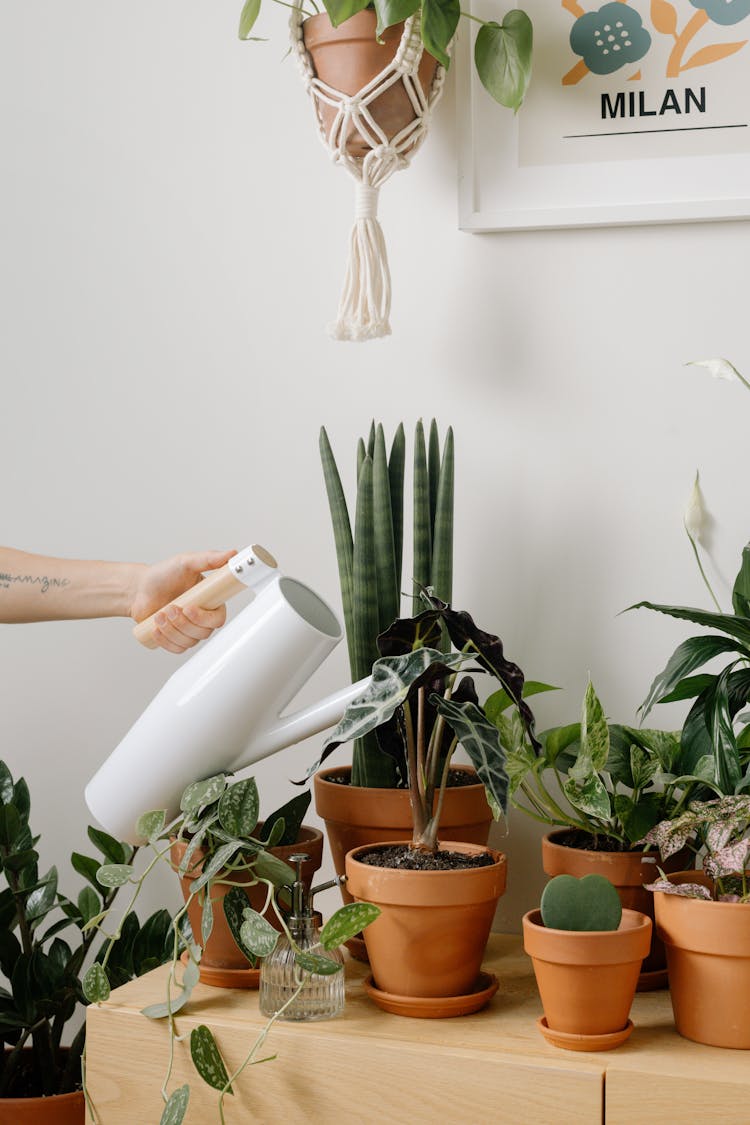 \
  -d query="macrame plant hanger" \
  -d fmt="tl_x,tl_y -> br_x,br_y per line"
290,7 -> 448,341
